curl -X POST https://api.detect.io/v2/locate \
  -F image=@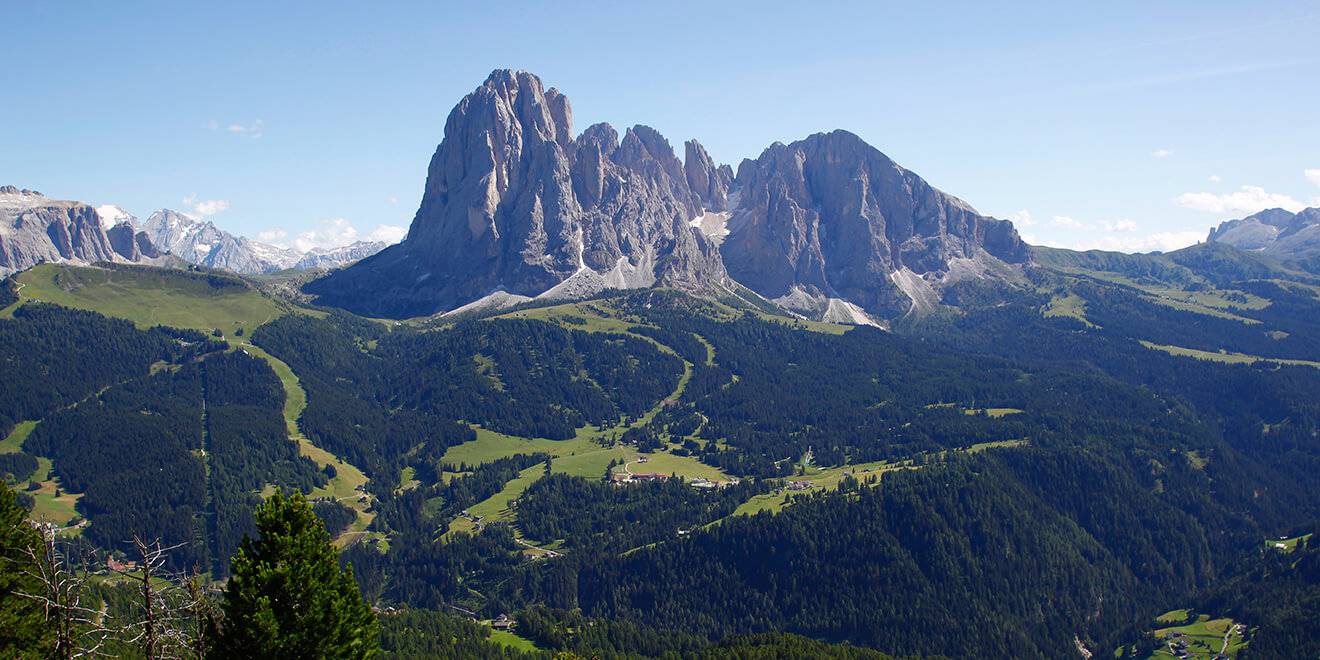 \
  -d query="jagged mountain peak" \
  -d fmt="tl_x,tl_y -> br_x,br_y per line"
684,139 -> 733,212
0,185 -> 43,197
306,69 -> 730,318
